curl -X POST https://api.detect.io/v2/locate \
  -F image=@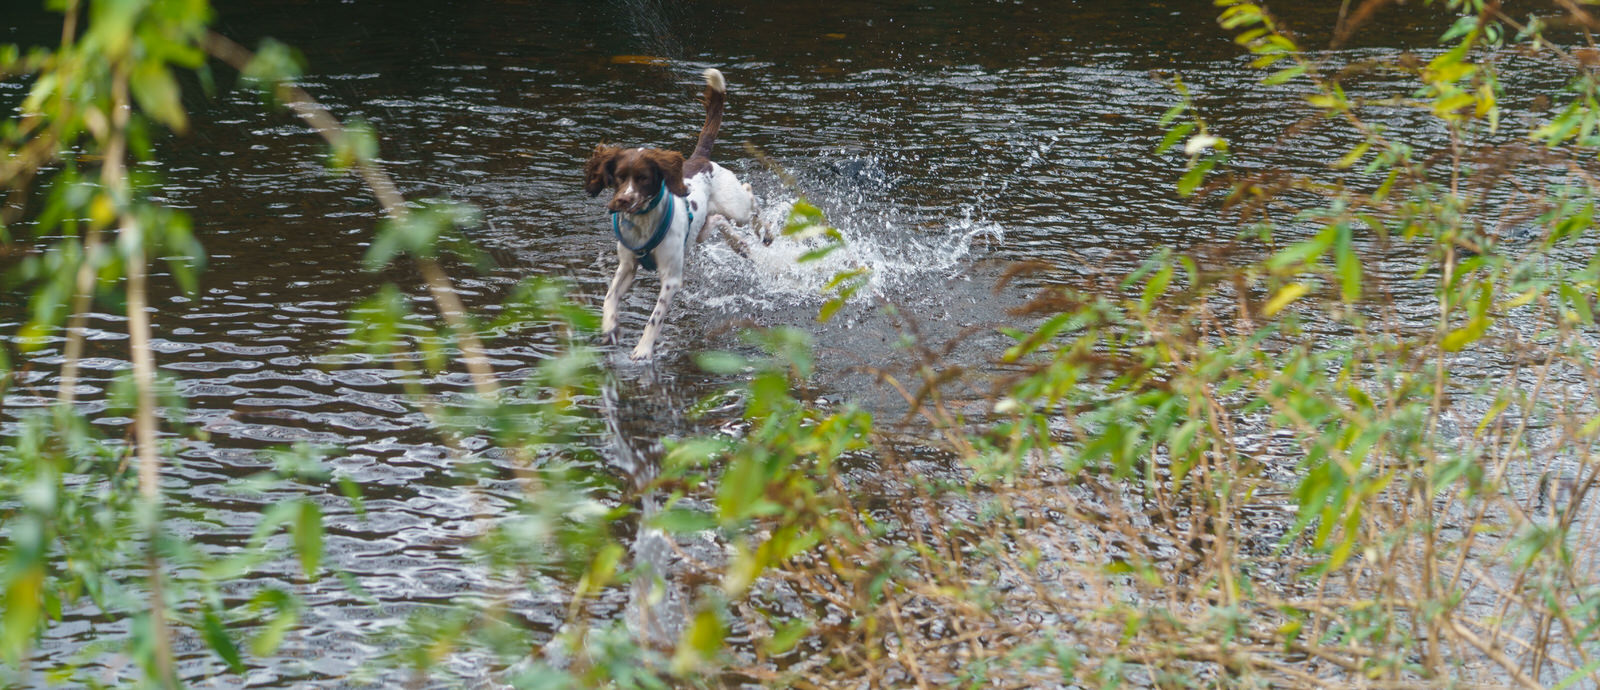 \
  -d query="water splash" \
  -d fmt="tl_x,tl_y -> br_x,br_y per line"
693,164 -> 1005,313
